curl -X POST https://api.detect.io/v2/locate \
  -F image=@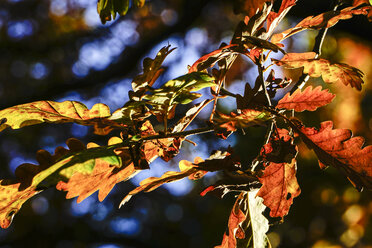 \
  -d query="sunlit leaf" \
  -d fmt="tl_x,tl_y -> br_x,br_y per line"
0,101 -> 111,132
289,120 -> 372,191
233,0 -> 273,17
271,5 -> 371,43
274,52 -> 364,90
257,159 -> 301,217
277,86 -> 335,111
